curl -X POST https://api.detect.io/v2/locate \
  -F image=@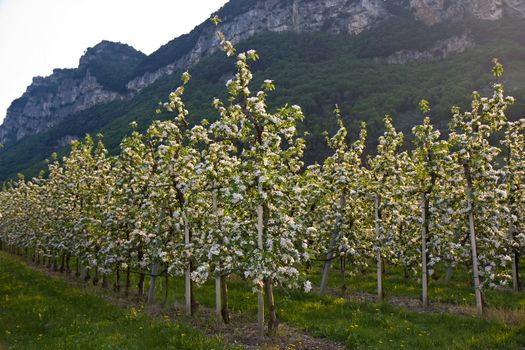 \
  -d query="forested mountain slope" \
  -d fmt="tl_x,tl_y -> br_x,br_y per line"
1,0 -> 525,180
